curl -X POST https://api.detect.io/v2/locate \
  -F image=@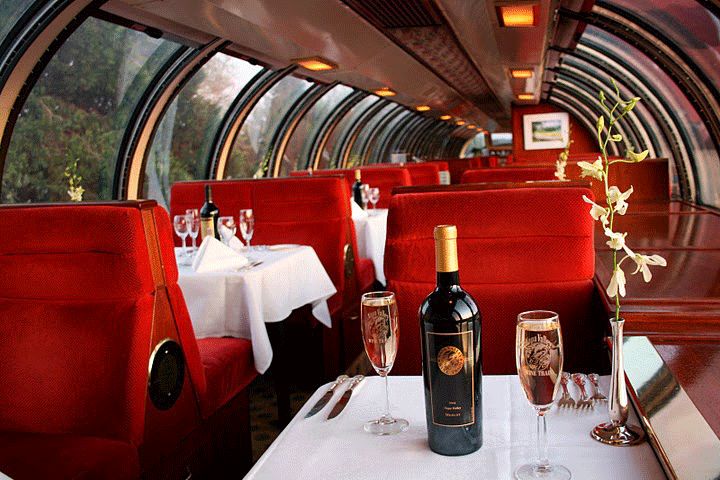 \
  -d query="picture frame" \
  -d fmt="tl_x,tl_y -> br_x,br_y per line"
522,112 -> 569,150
